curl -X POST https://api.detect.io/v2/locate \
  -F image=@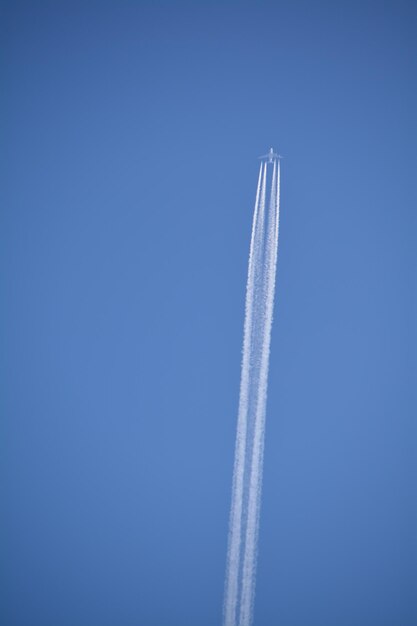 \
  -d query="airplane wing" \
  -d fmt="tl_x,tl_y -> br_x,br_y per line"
258,153 -> 283,160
